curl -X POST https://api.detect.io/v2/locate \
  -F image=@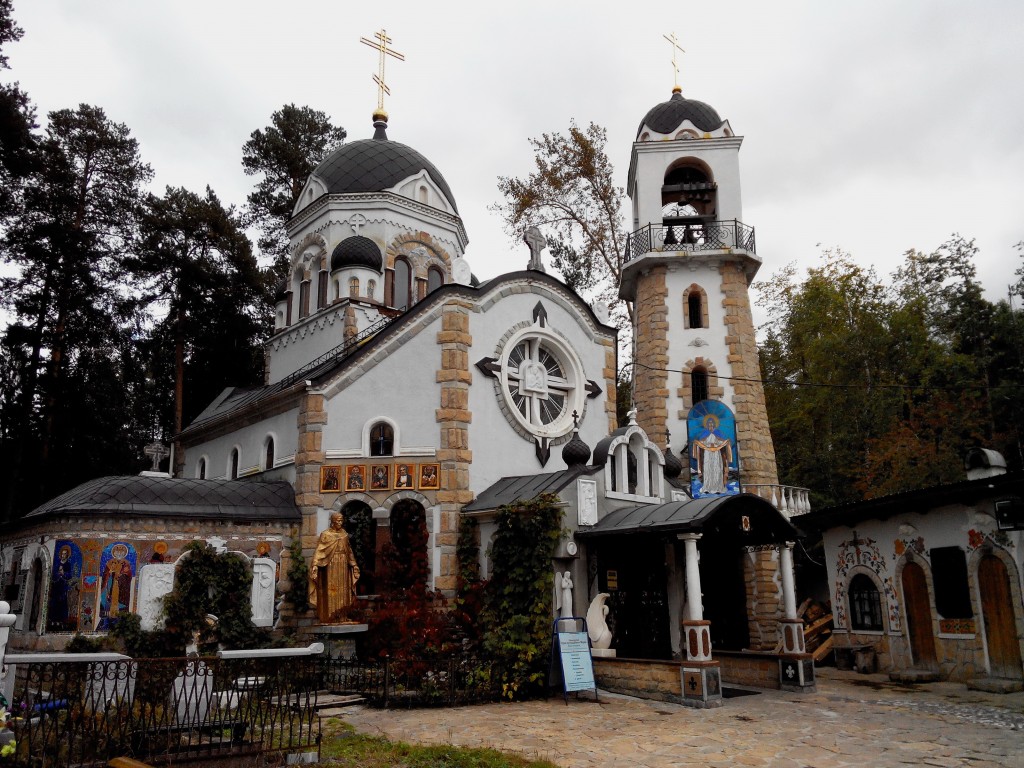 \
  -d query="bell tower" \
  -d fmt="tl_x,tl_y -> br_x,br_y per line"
620,86 -> 779,489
